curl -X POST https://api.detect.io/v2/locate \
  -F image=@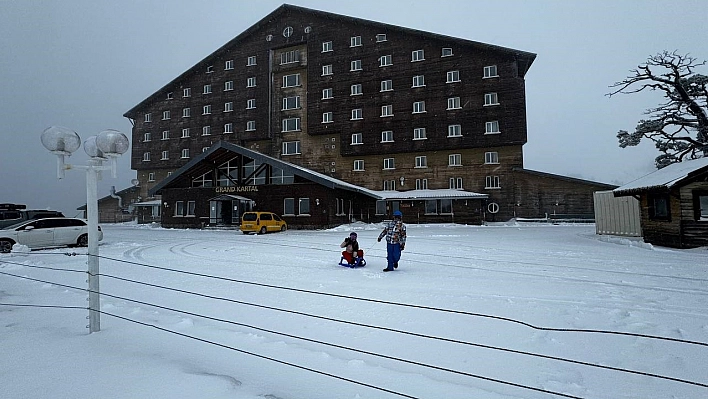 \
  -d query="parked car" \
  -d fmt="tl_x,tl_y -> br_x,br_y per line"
0,203 -> 65,229
240,211 -> 287,234
0,218 -> 103,253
